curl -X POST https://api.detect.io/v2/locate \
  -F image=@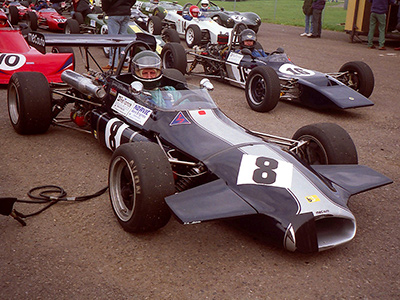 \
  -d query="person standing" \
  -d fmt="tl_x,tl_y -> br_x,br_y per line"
102,0 -> 136,69
367,0 -> 396,50
301,0 -> 313,36
308,0 -> 326,38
